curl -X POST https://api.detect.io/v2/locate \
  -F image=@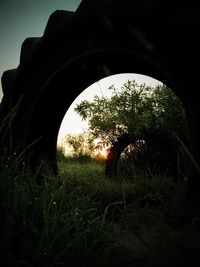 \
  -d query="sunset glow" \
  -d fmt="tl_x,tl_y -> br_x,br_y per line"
97,147 -> 108,159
